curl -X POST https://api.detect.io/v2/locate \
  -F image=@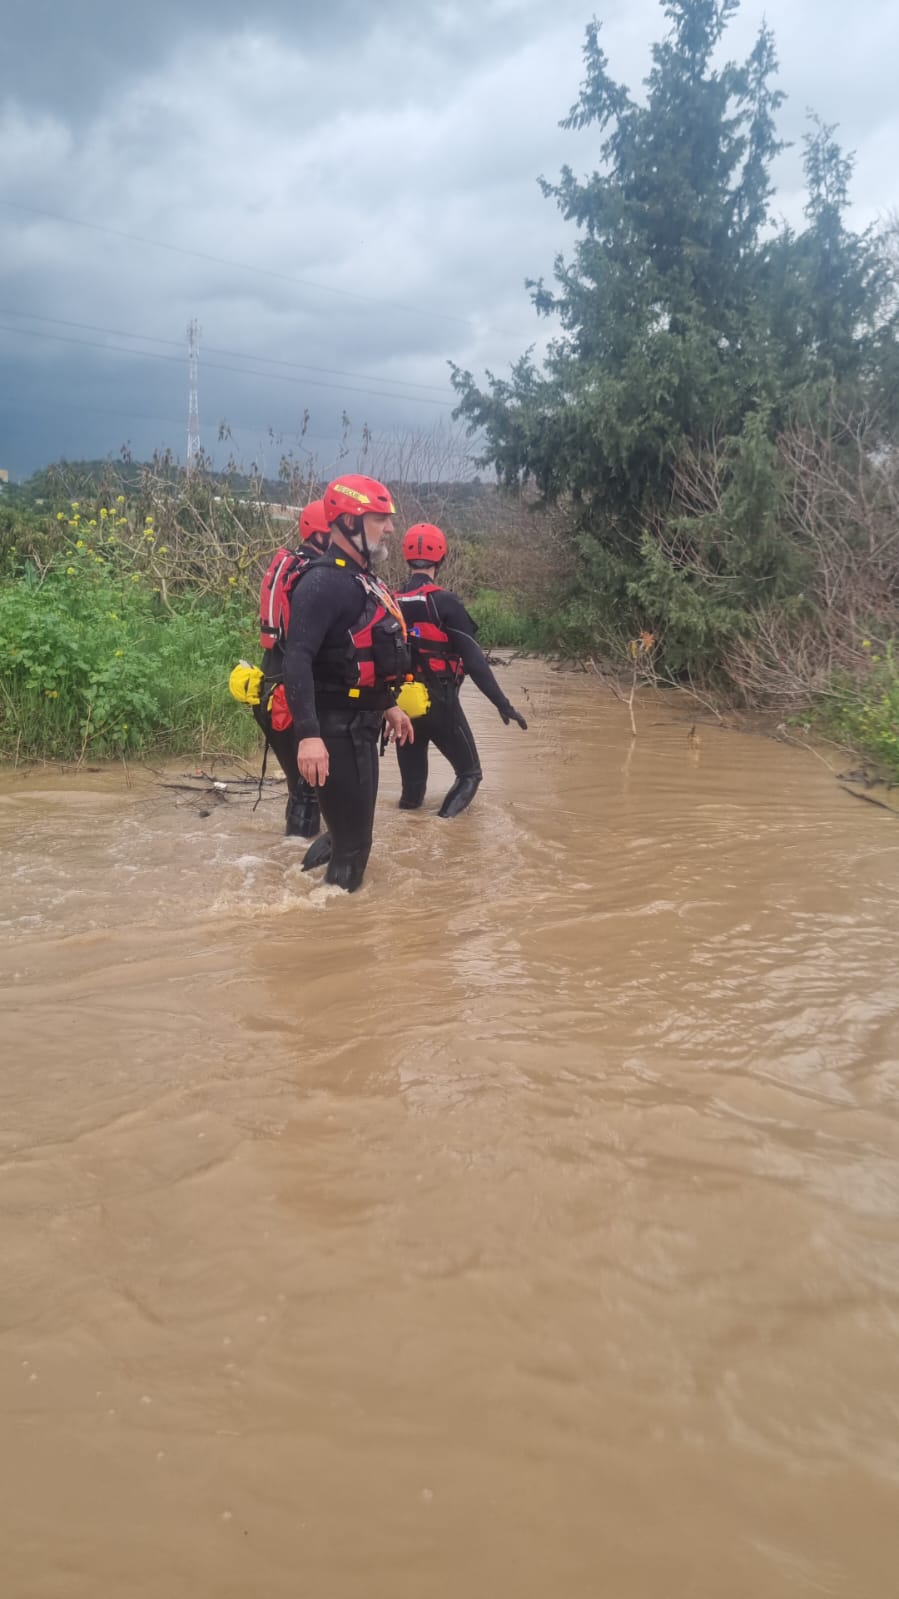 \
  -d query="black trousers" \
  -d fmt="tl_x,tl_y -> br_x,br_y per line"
317,706 -> 383,892
396,681 -> 482,805
252,699 -> 320,834
252,704 -> 298,791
